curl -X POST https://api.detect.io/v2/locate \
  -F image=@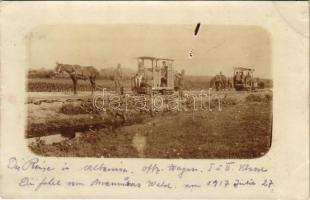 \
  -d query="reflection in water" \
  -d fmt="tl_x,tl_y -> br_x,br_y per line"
28,132 -> 84,145
132,133 -> 146,158
28,134 -> 66,145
